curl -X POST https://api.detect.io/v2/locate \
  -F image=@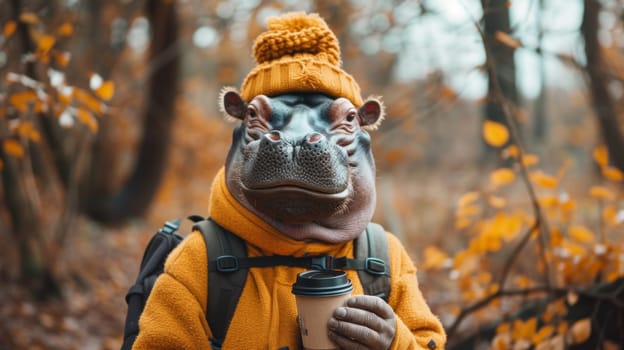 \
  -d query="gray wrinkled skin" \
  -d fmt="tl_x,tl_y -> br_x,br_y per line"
222,92 -> 382,243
